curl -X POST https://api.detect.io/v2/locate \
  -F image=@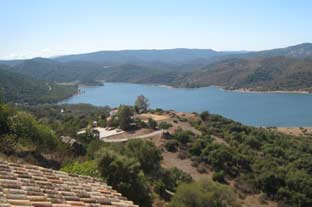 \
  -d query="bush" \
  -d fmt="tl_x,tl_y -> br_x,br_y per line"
197,164 -> 208,174
158,122 -> 172,129
233,175 -> 257,194
134,118 -> 147,128
155,108 -> 164,113
169,179 -> 241,207
97,149 -> 152,207
8,111 -> 60,152
191,156 -> 201,167
148,118 -> 158,129
61,160 -> 99,177
174,129 -> 194,145
165,140 -> 179,152
122,140 -> 162,175
0,134 -> 17,155
0,104 -> 14,135
154,180 -> 168,200
178,150 -> 188,159
157,168 -> 193,200
212,171 -> 226,183
86,139 -> 105,159
177,116 -> 187,122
